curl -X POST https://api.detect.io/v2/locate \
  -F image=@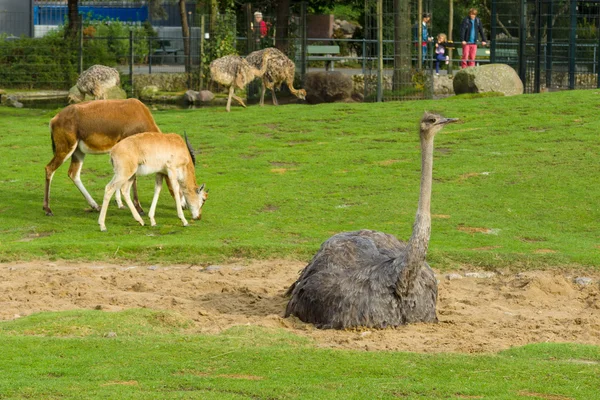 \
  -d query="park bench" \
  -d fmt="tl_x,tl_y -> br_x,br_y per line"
453,47 -> 490,66
307,45 -> 342,71
152,39 -> 183,64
